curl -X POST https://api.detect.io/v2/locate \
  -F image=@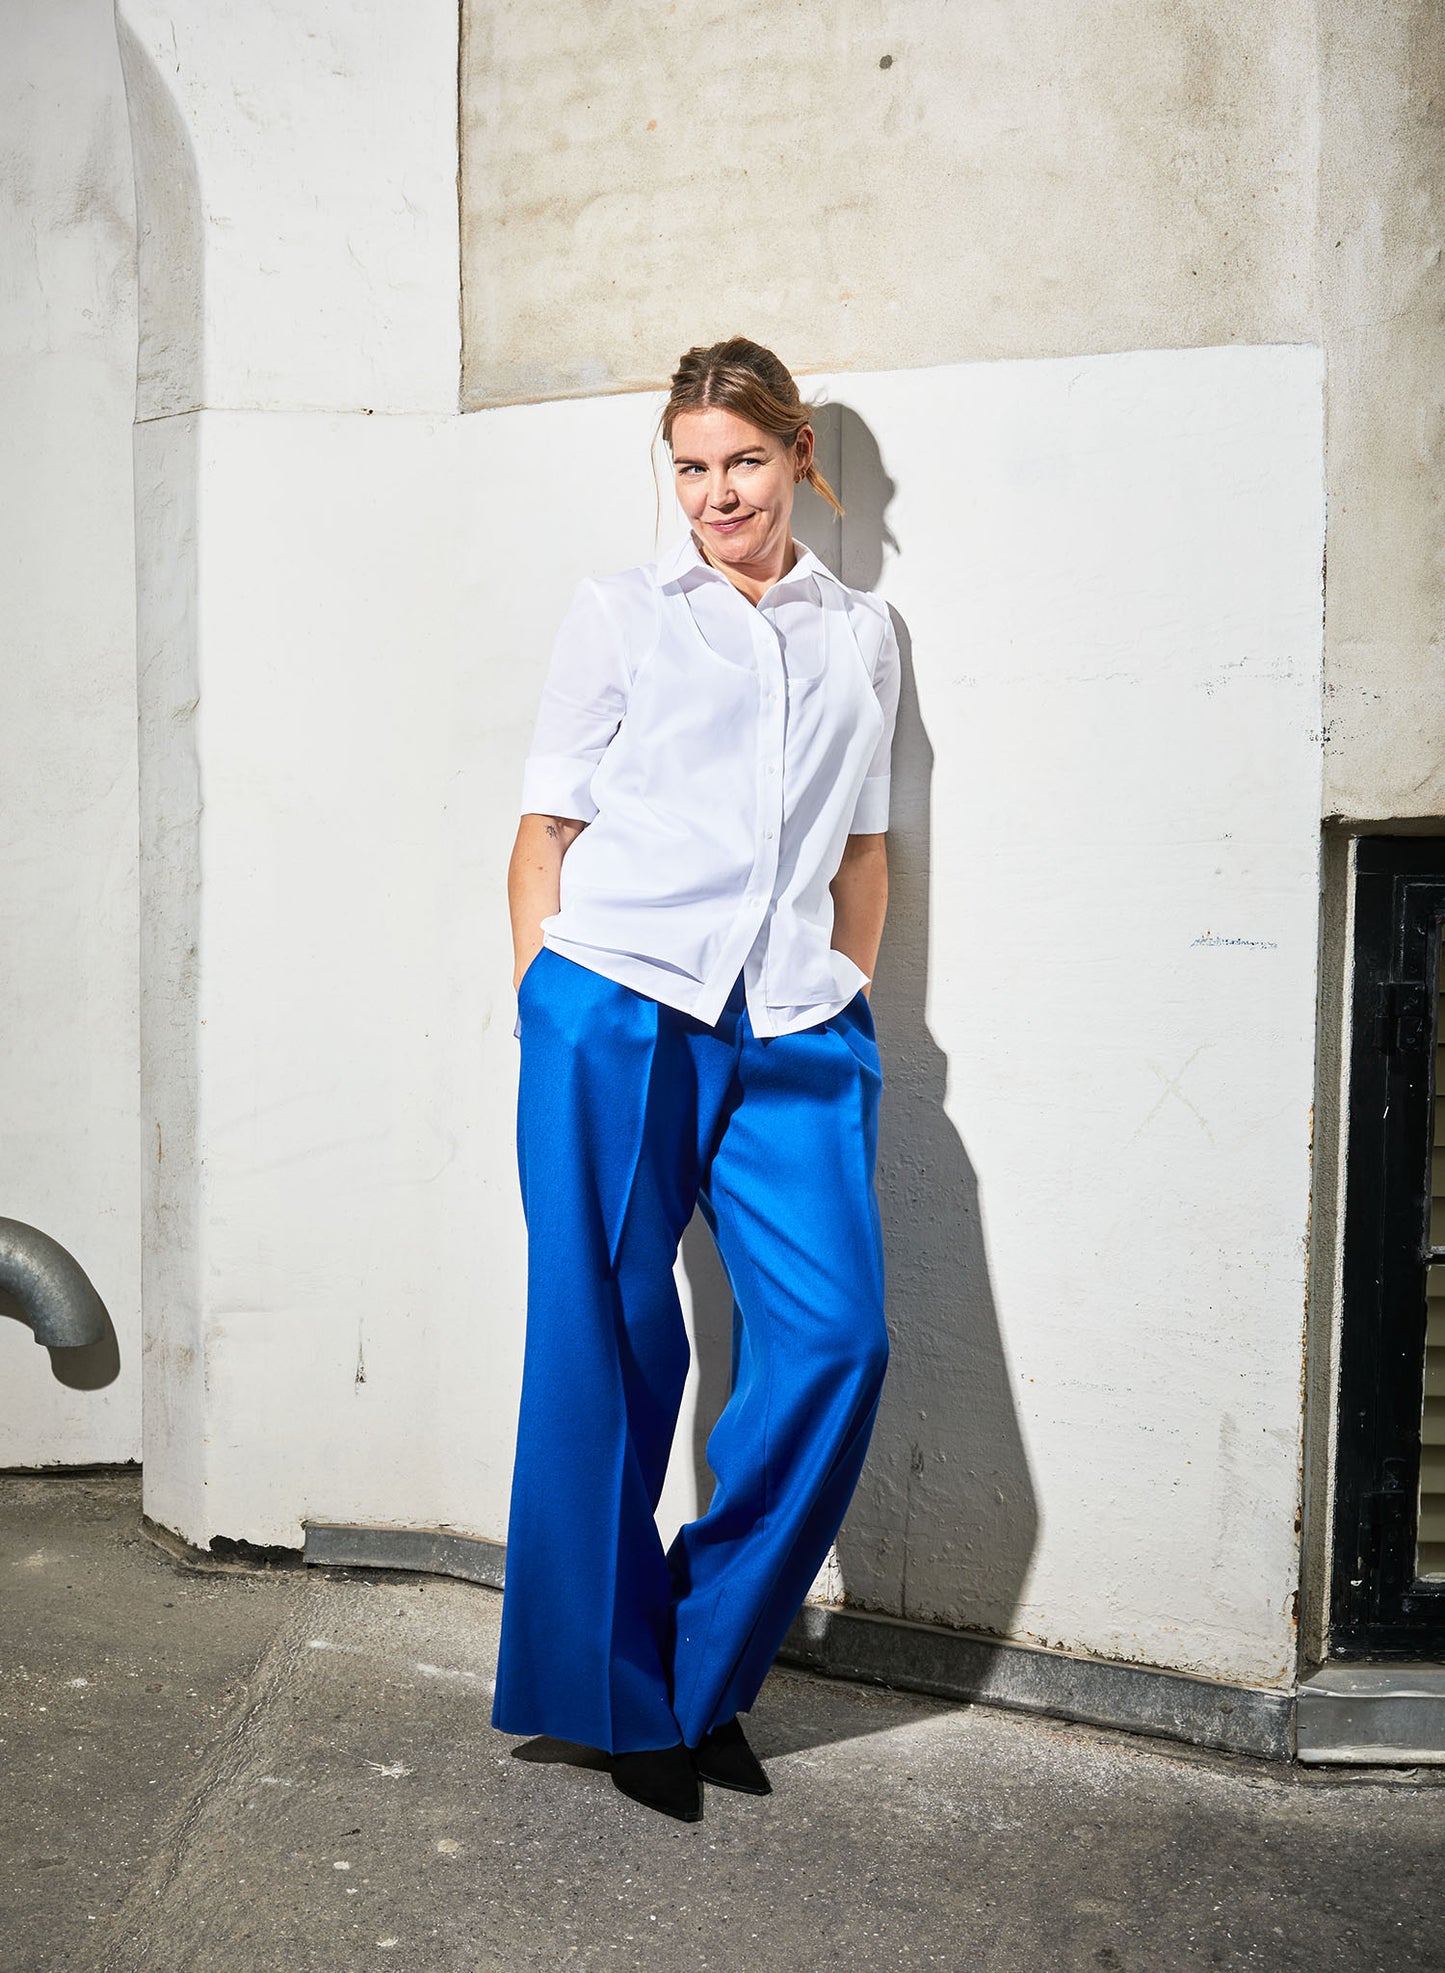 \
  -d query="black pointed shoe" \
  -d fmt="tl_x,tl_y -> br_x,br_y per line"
610,1741 -> 703,1823
691,1715 -> 771,1796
